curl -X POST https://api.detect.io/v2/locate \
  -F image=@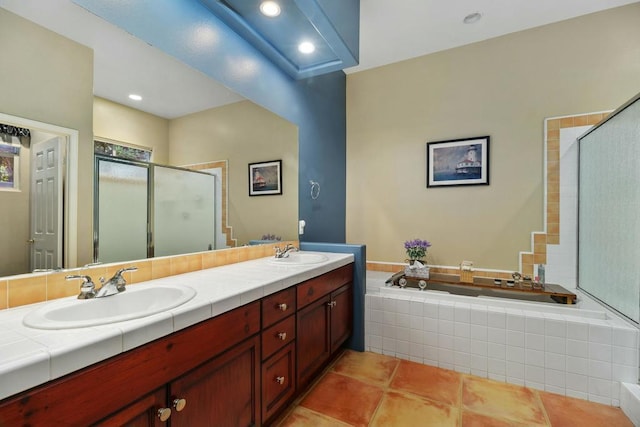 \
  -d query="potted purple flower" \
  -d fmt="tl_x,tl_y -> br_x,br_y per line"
404,239 -> 432,279
404,238 -> 431,263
